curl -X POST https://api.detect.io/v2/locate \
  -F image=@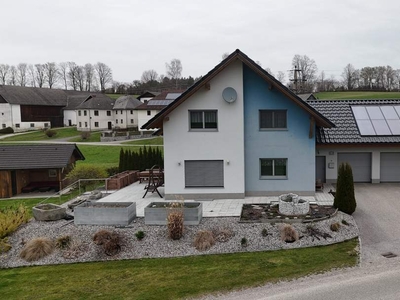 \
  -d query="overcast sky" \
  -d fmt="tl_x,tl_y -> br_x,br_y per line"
3,0 -> 400,84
